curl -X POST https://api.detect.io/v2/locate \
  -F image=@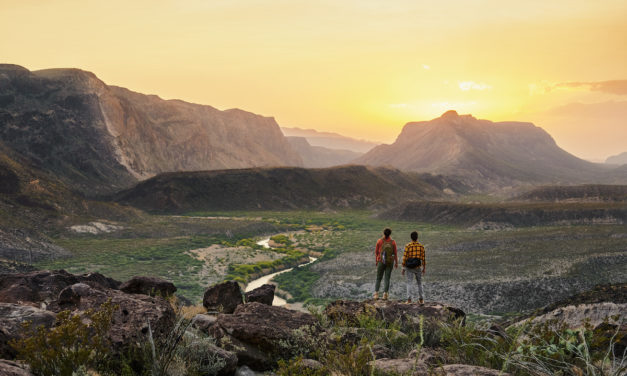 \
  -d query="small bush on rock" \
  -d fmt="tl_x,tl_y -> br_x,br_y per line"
10,300 -> 118,376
